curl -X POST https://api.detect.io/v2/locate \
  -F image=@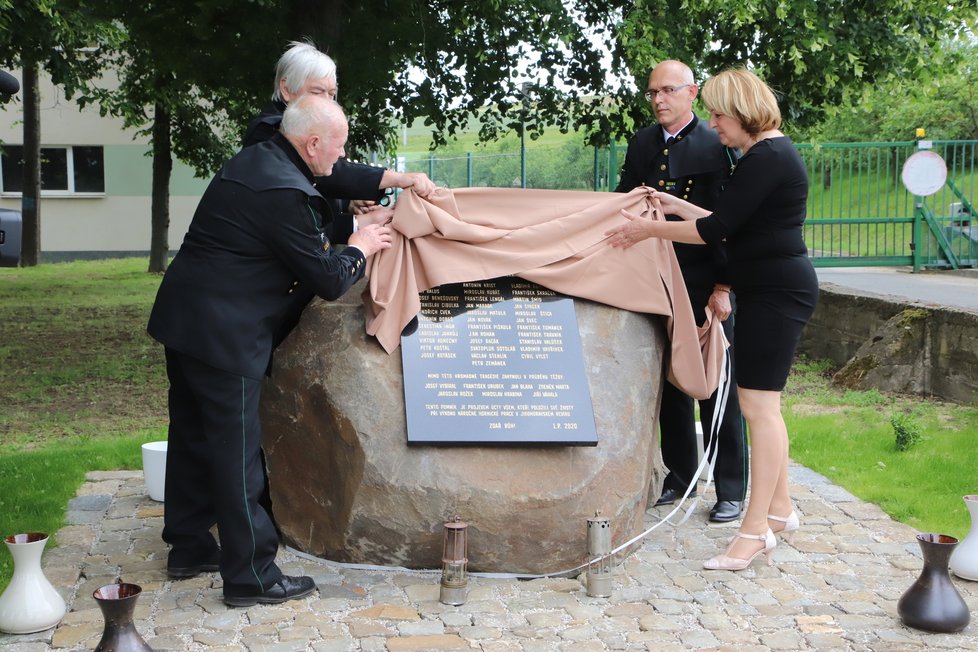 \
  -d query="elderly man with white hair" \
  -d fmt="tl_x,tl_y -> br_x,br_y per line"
149,95 -> 390,607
